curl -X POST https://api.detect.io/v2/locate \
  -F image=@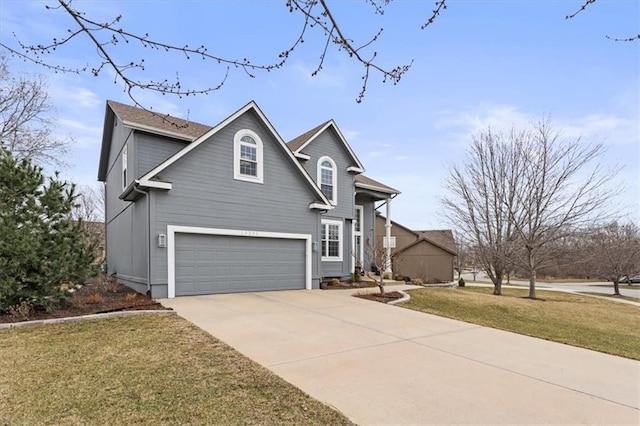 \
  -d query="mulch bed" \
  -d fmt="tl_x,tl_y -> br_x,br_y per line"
0,277 -> 169,324
354,291 -> 404,303
320,281 -> 377,290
